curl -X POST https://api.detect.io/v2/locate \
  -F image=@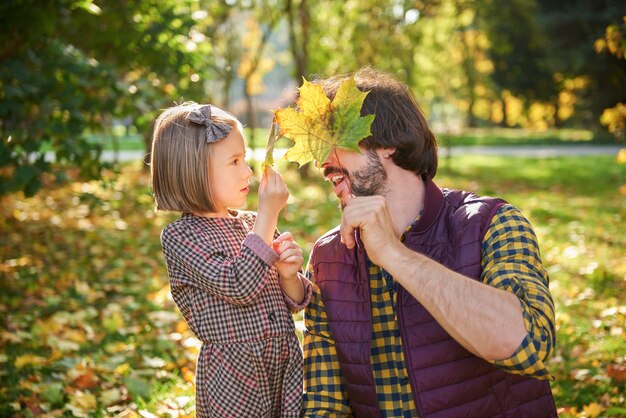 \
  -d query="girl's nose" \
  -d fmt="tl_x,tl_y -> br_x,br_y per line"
244,163 -> 253,178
